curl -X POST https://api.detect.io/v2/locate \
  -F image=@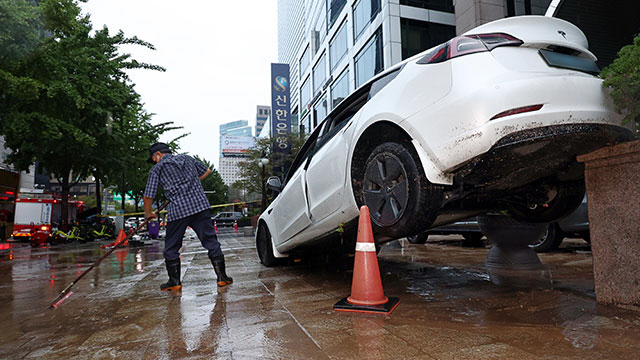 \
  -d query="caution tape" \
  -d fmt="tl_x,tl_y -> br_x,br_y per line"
108,200 -> 260,218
